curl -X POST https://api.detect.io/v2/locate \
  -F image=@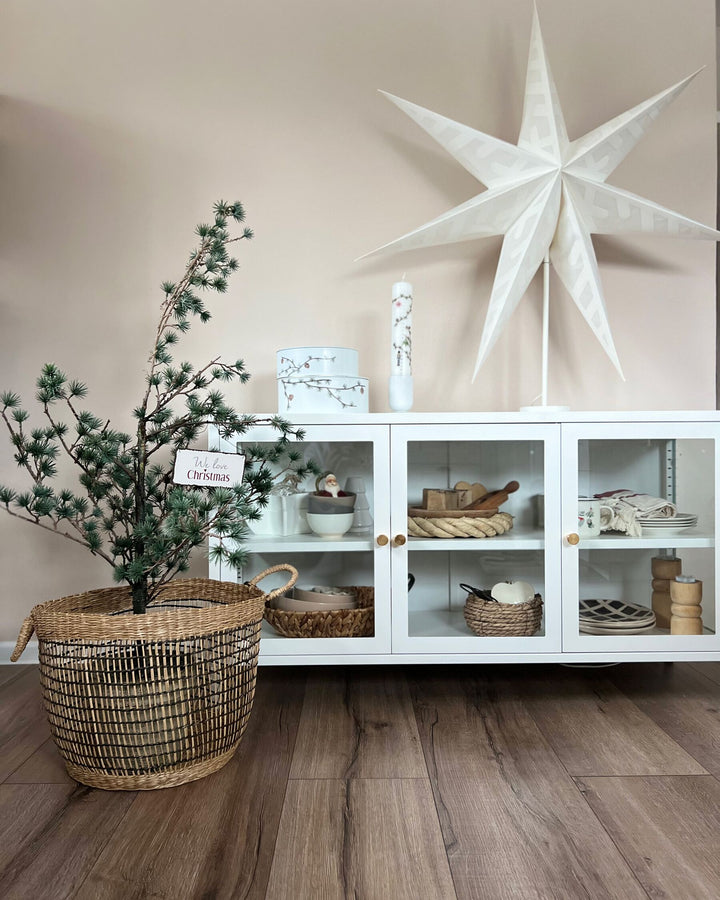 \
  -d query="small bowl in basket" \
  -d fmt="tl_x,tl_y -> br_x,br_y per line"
264,586 -> 374,638
463,590 -> 543,637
